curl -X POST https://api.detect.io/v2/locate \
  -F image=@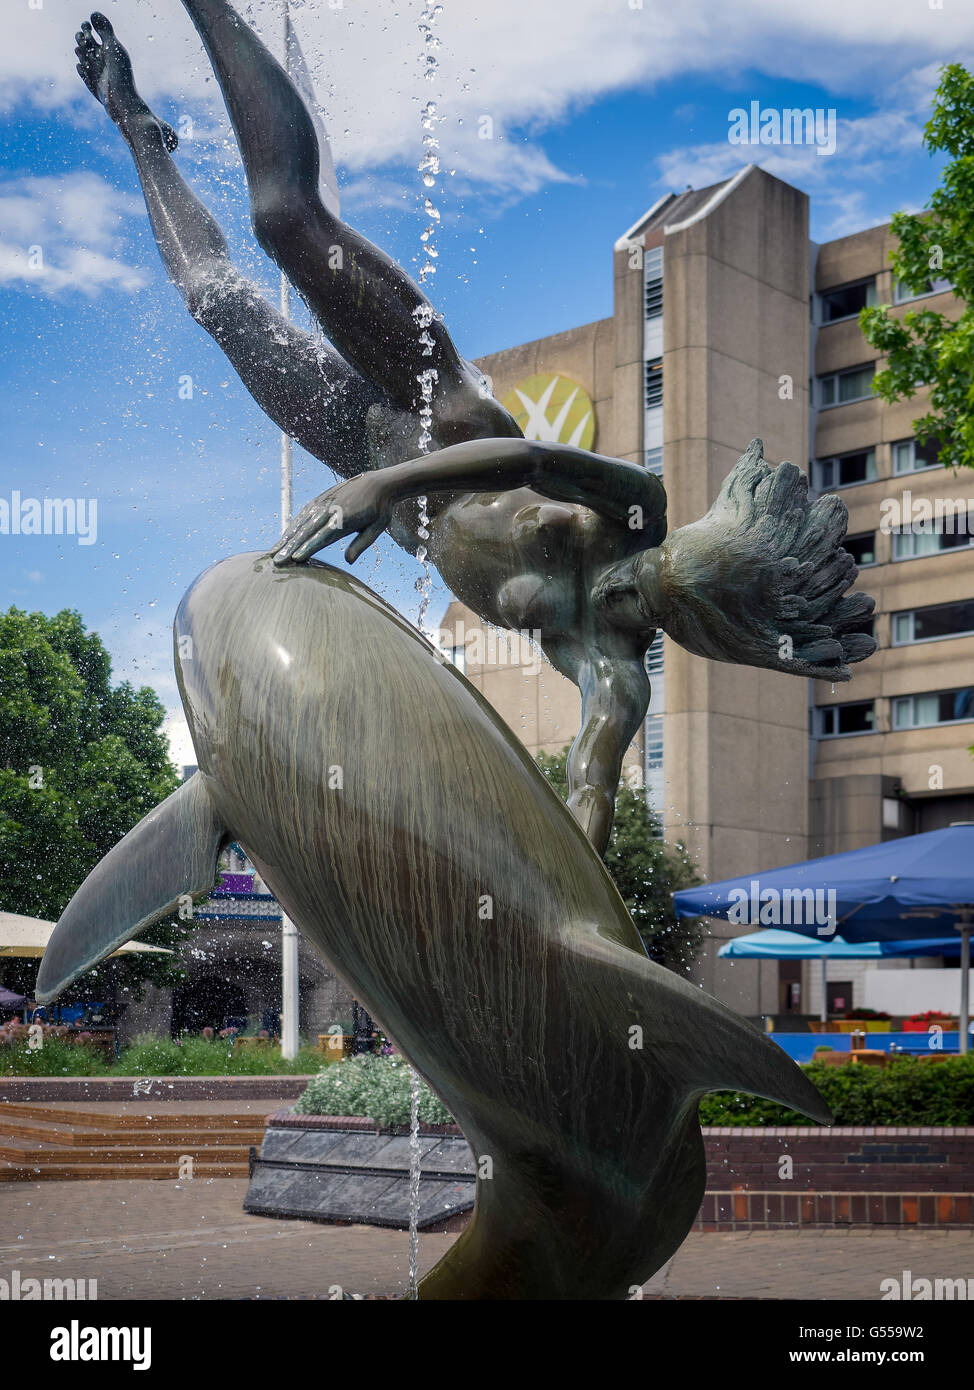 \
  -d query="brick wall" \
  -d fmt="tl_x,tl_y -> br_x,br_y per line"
697,1127 -> 974,1230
